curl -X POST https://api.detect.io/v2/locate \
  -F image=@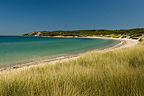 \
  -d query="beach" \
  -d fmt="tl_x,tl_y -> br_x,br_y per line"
0,36 -> 139,72
87,37 -> 139,48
